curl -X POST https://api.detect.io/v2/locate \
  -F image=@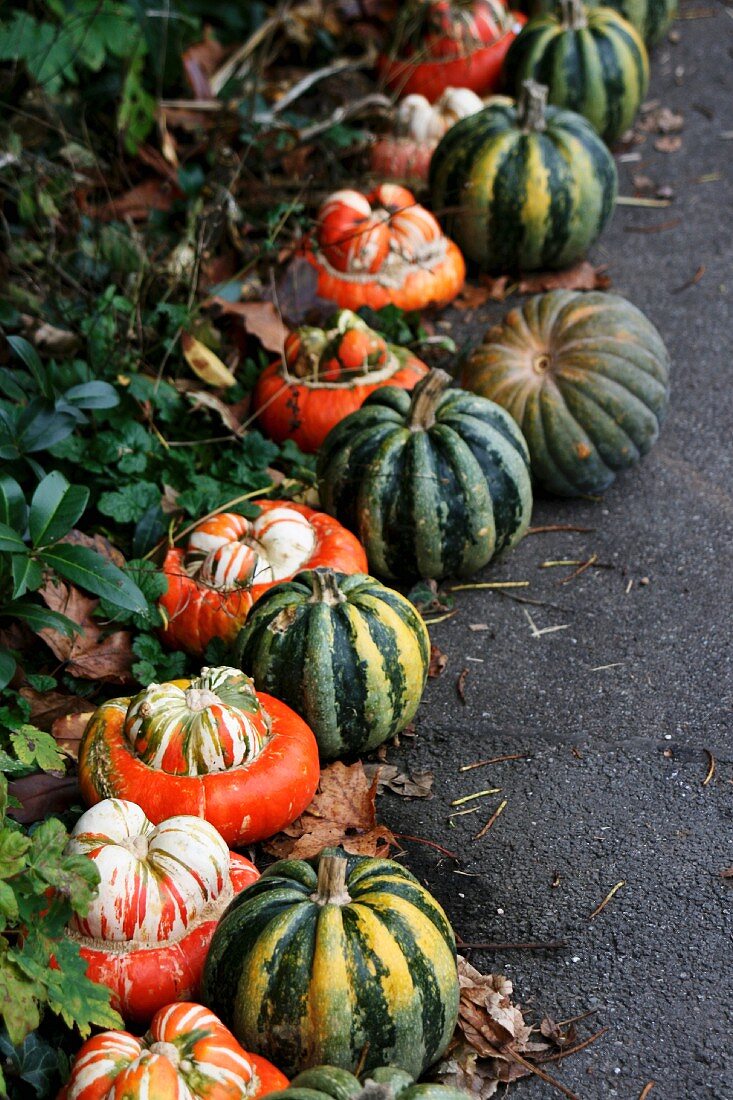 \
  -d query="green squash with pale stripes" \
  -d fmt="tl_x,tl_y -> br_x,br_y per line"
429,81 -> 617,273
202,849 -> 460,1078
462,290 -> 671,496
503,0 -> 649,144
266,1063 -> 469,1100
517,0 -> 677,47
234,568 -> 429,760
316,369 -> 532,582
